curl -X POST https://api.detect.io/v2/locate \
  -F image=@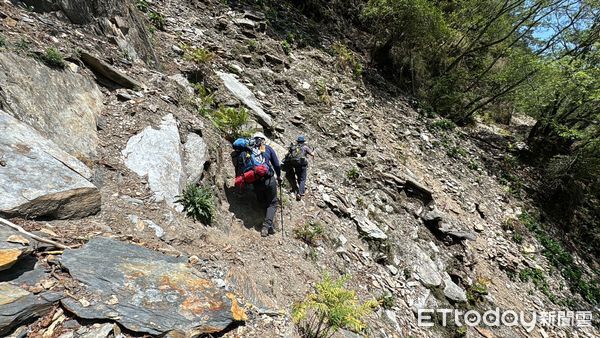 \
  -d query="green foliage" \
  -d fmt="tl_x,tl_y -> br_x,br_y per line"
176,184 -> 214,225
40,48 -> 65,69
429,118 -> 456,131
377,292 -> 395,309
0,35 -> 5,48
294,221 -> 325,246
292,274 -> 378,337
346,167 -> 360,181
467,278 -> 490,303
210,106 -> 250,140
246,39 -> 258,52
135,0 -> 149,12
518,212 -> 600,305
281,40 -> 292,55
512,231 -> 524,244
316,80 -> 331,105
148,11 -> 165,30
331,42 -> 362,78
183,44 -> 215,64
15,38 -> 31,53
446,146 -> 467,159
192,83 -> 215,117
